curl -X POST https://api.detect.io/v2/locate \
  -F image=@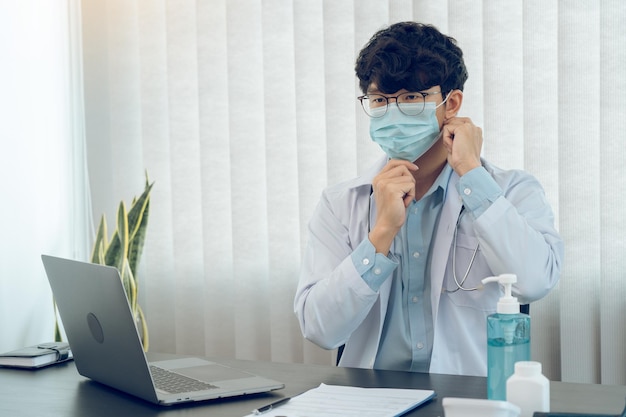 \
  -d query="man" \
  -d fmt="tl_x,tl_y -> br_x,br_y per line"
294,22 -> 563,376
